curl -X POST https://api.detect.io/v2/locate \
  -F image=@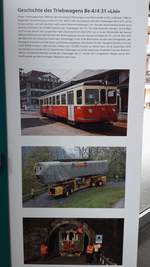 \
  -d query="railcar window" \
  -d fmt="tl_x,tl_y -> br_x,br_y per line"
67,91 -> 74,105
107,89 -> 116,104
44,98 -> 48,105
77,90 -> 82,105
85,89 -> 99,105
40,99 -> 43,106
52,96 -> 55,105
100,89 -> 106,104
49,97 -> 52,105
61,94 -> 66,105
56,95 -> 60,105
